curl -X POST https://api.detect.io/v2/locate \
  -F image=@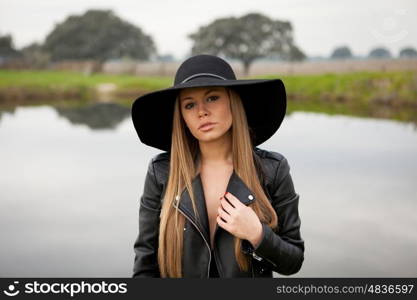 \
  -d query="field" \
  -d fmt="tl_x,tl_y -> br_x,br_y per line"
1,59 -> 416,123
